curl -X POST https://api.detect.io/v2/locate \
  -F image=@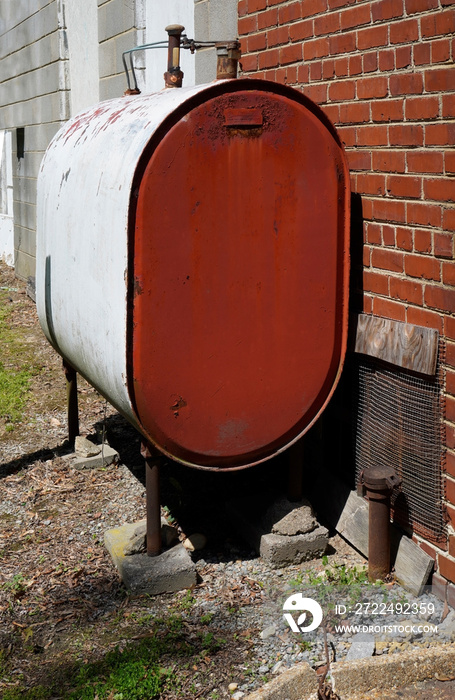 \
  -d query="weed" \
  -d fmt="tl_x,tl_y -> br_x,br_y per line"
3,572 -> 27,597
